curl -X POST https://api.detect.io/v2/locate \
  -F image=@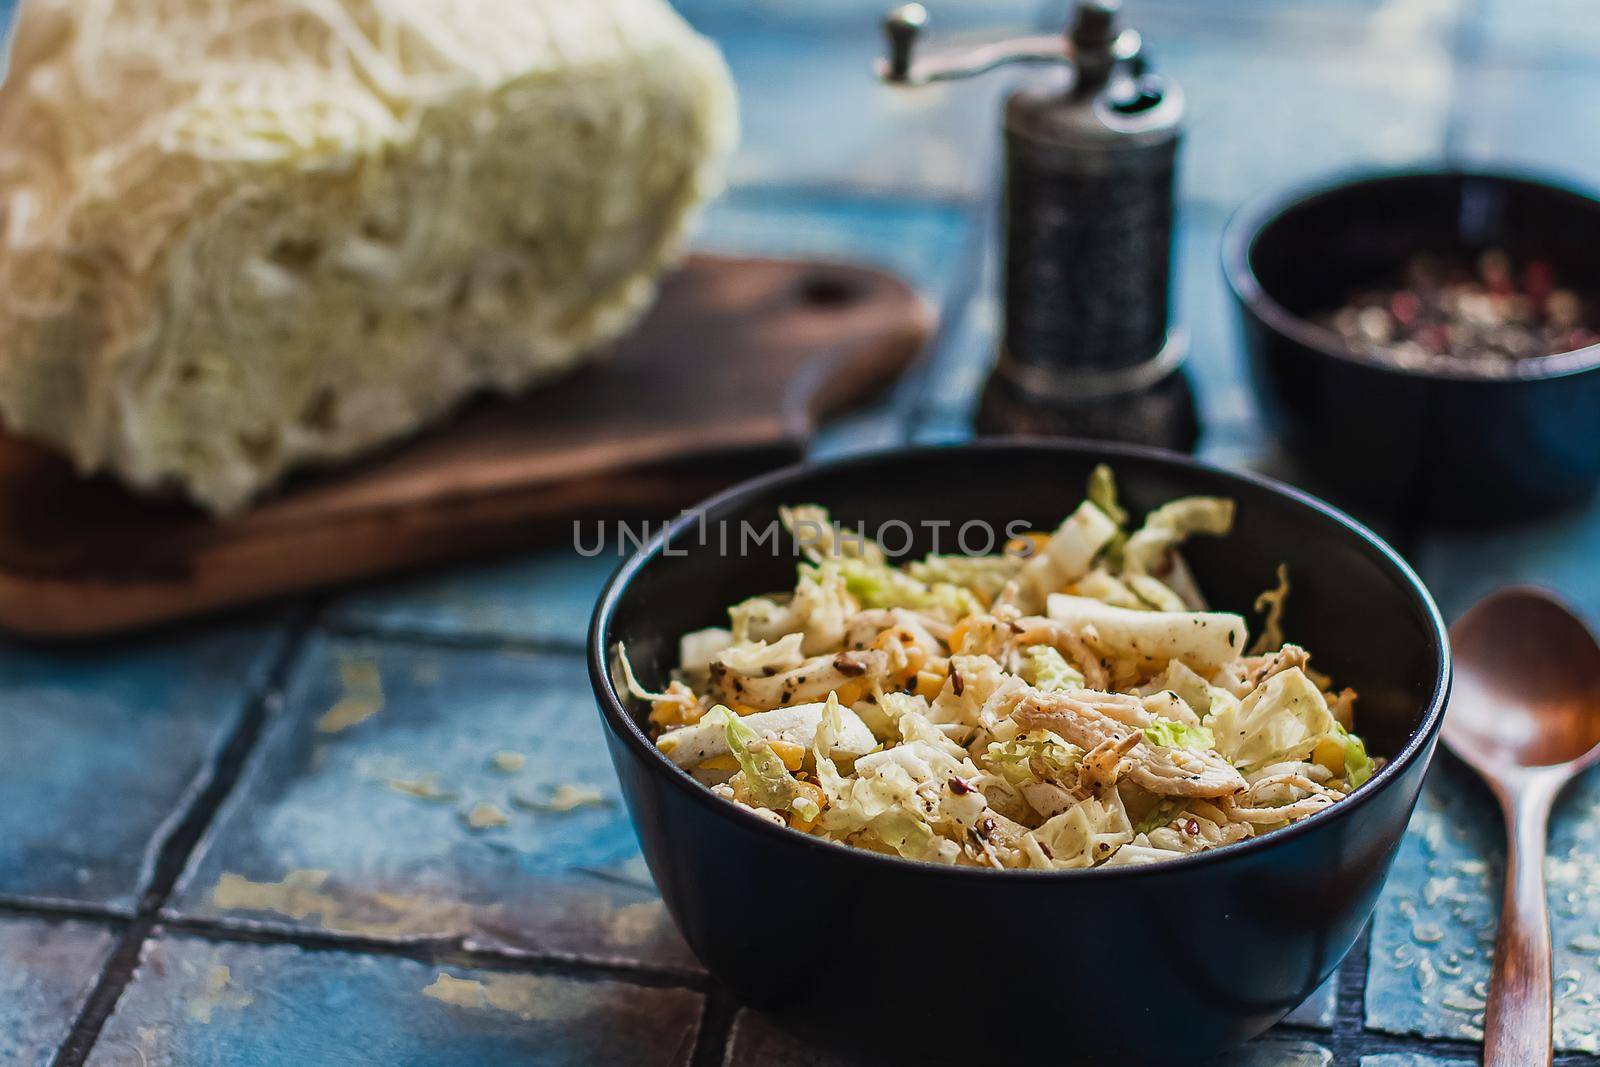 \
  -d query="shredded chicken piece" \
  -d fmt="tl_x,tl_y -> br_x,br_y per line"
1078,733 -> 1140,792
1058,688 -> 1151,730
1241,644 -> 1311,689
1010,620 -> 1111,689
960,806 -> 1037,869
1013,691 -> 1247,798
1219,772 -> 1345,824
1143,811 -> 1254,853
